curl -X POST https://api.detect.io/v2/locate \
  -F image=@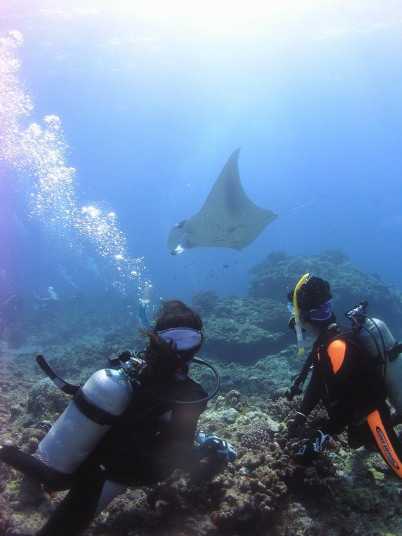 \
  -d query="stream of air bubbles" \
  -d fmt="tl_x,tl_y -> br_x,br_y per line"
0,31 -> 151,300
